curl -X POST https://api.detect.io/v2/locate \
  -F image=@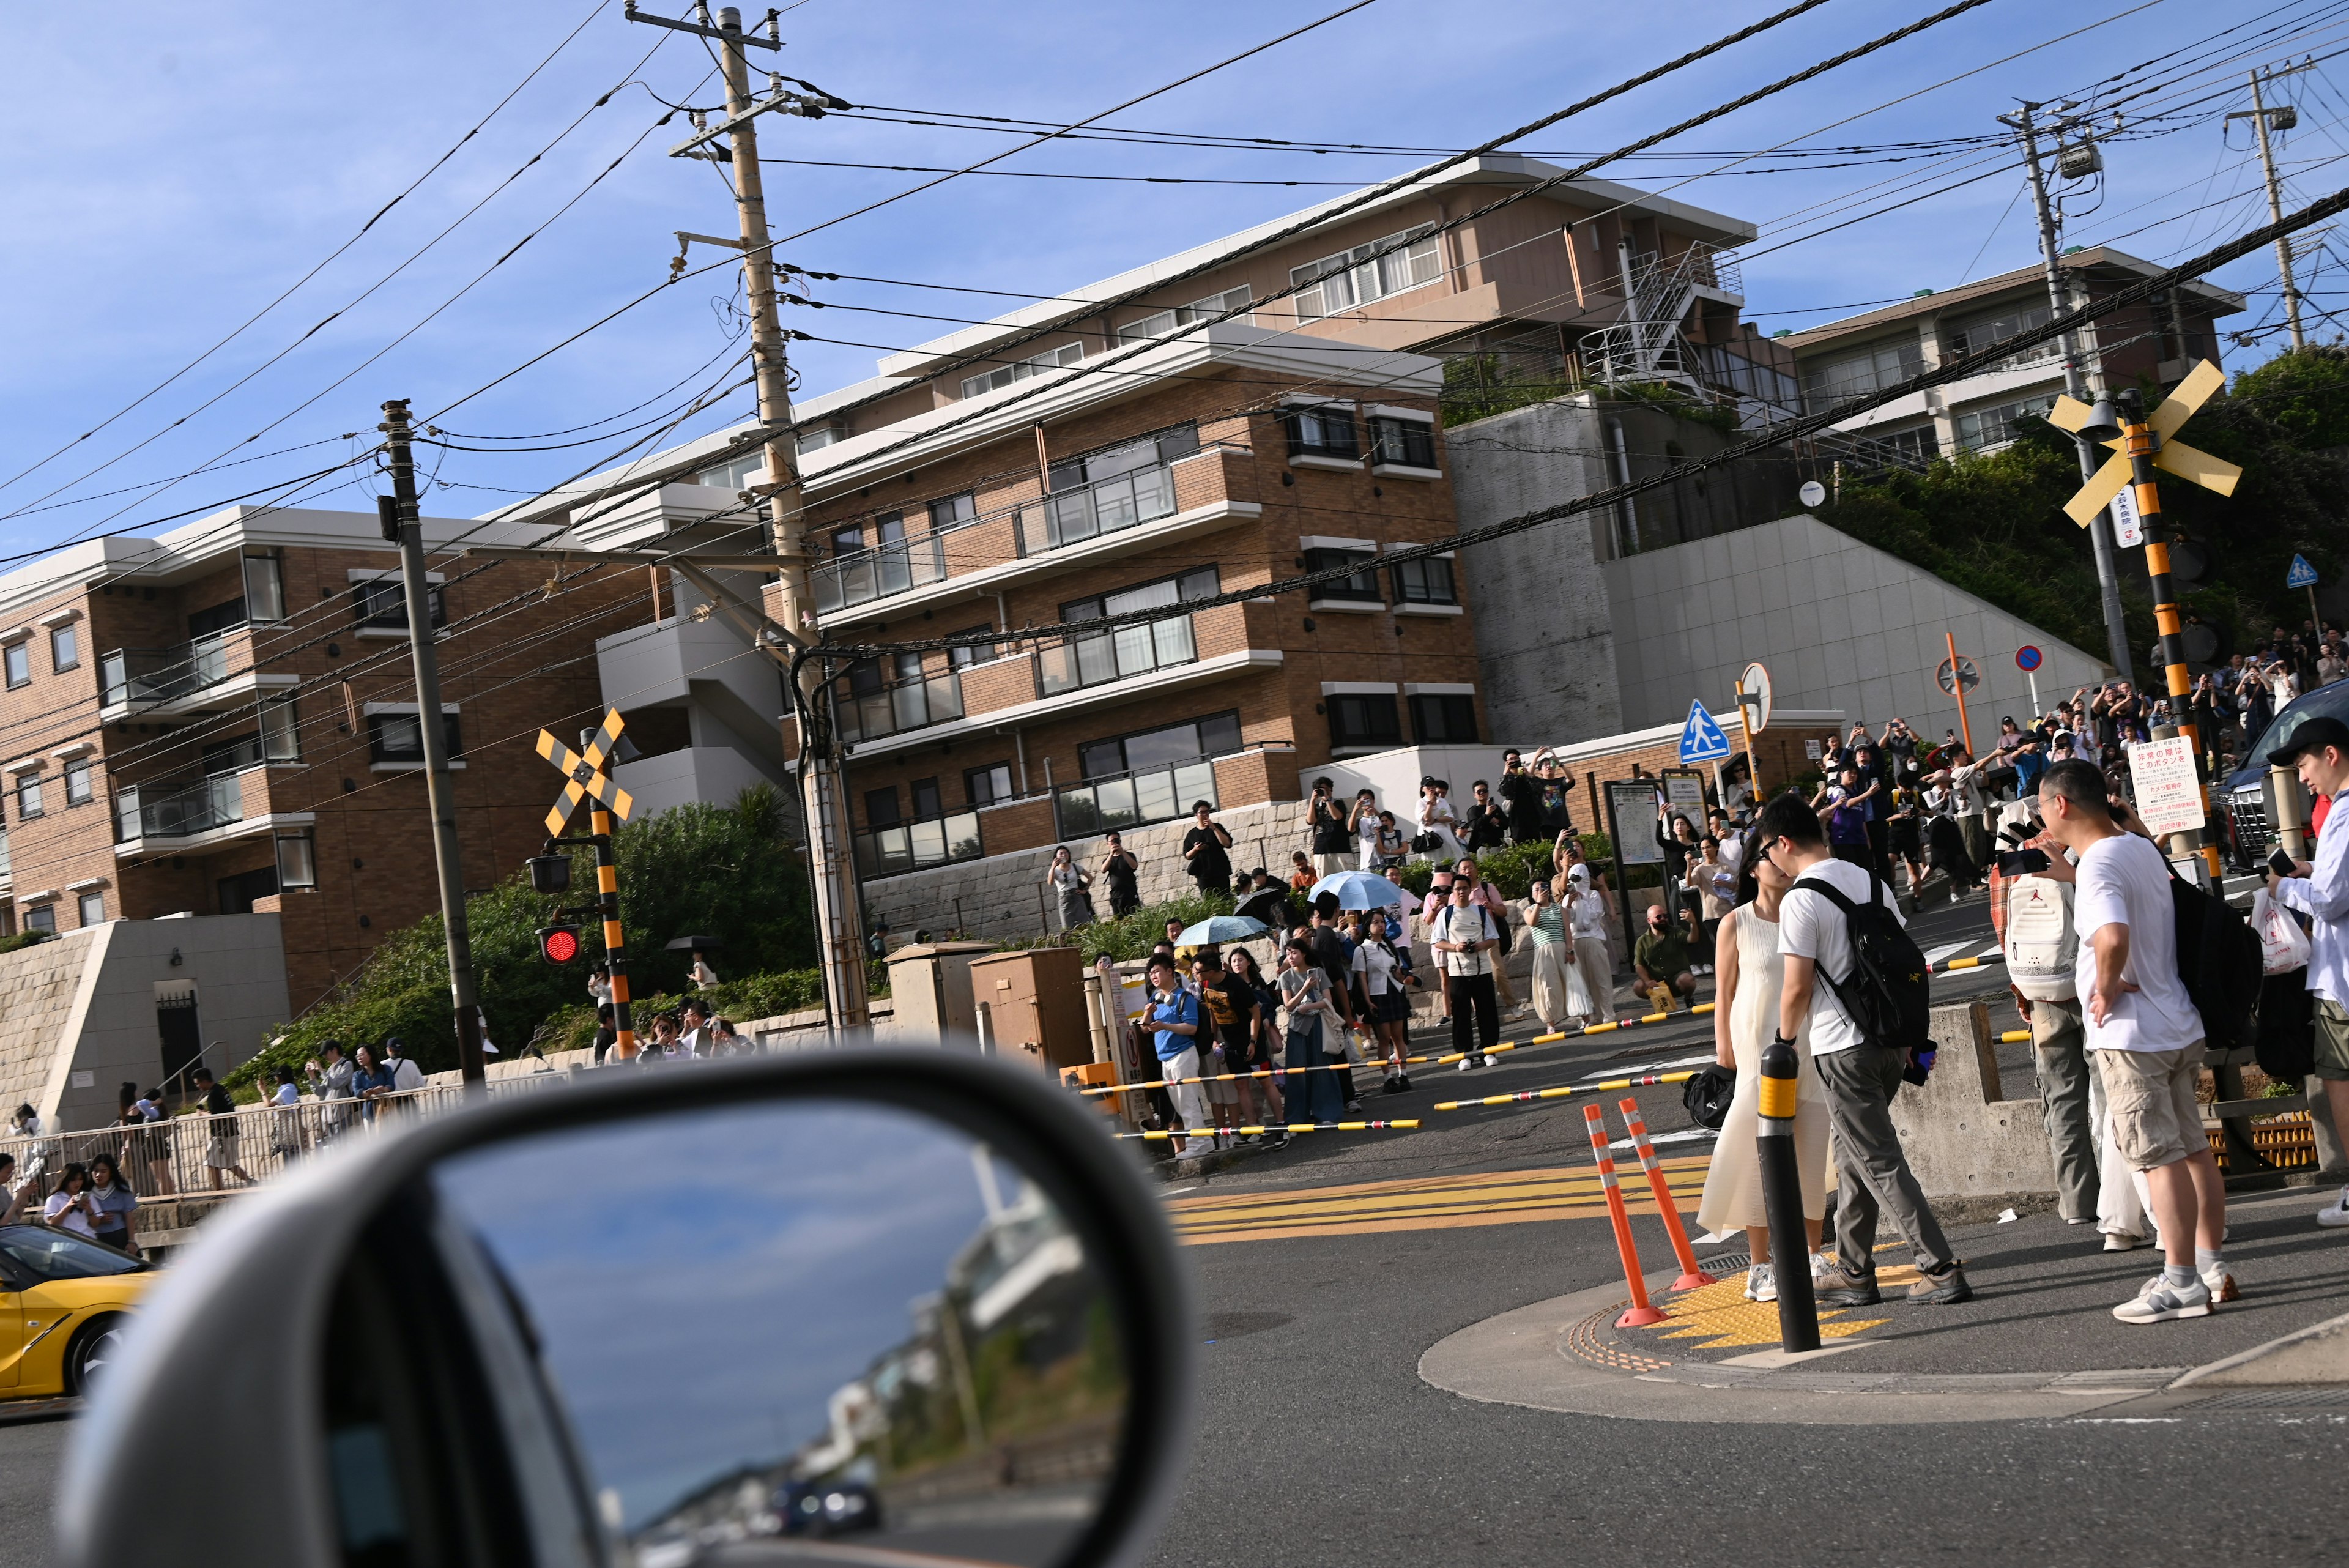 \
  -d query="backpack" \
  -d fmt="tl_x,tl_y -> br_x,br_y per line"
1792,866 -> 1932,1054
2167,869 -> 2263,1052
2002,875 -> 2078,1001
